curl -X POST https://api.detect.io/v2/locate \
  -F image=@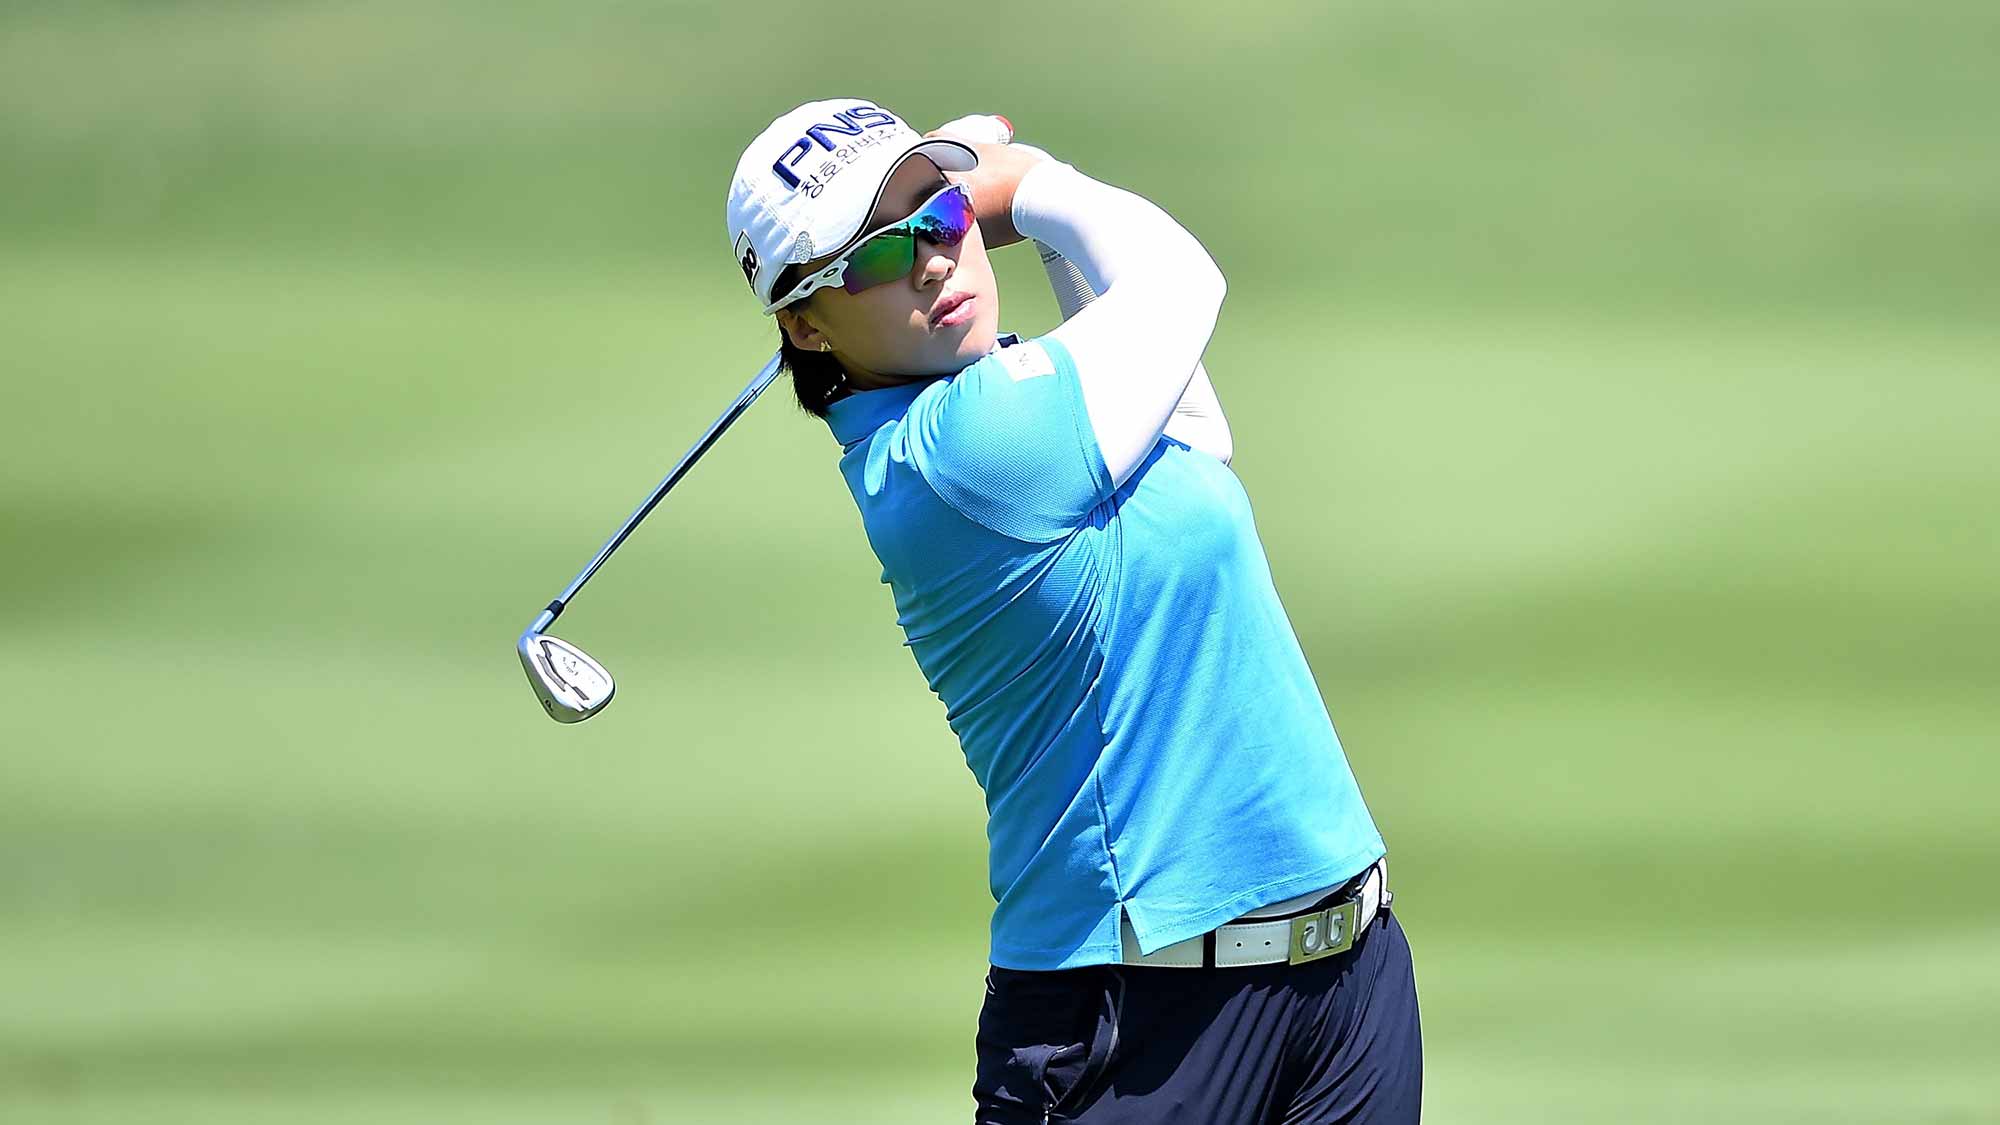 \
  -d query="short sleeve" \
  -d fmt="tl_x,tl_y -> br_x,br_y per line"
903,336 -> 1114,543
